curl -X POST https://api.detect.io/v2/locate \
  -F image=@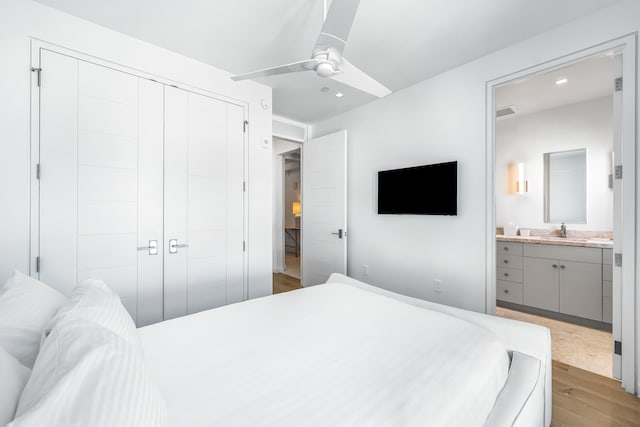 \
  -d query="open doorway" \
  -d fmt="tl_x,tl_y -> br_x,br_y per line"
273,137 -> 303,293
493,53 -> 616,378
